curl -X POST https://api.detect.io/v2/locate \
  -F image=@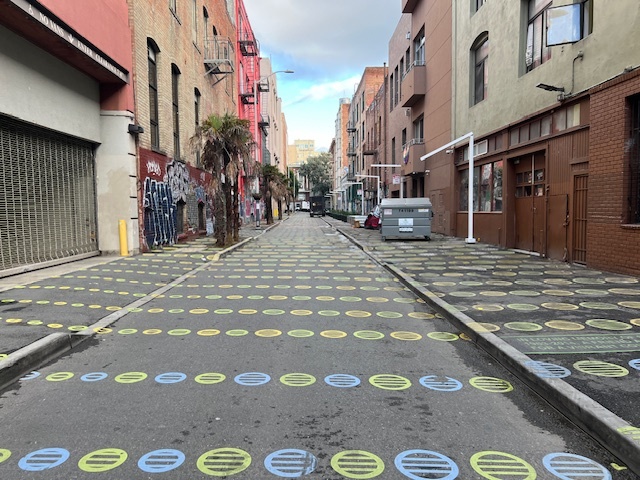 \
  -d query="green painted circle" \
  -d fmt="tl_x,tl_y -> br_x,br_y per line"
78,448 -> 128,473
509,290 -> 540,297
469,377 -> 513,393
340,296 -> 362,302
319,310 -> 340,317
506,304 -> 540,312
376,311 -> 403,319
118,329 -> 138,335
579,302 -> 619,310
255,329 -> 282,337
168,329 -> 191,336
247,295 -> 264,300
288,329 -> 315,338
449,291 -> 476,298
542,302 -> 579,311
369,374 -> 411,391
390,331 -> 422,341
263,309 -> 286,315
316,295 -> 335,301
226,329 -> 249,337
427,332 -> 459,341
331,450 -> 385,479
213,309 -> 233,314
504,322 -> 543,332
346,310 -> 372,318
68,325 -> 88,332
408,312 -> 435,319
195,373 -> 226,384
586,319 -> 633,330
206,295 -> 222,300
280,373 -> 316,386
27,320 -> 43,325
197,329 -> 220,336
292,295 -> 312,301
354,330 -> 385,340
291,310 -> 313,316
